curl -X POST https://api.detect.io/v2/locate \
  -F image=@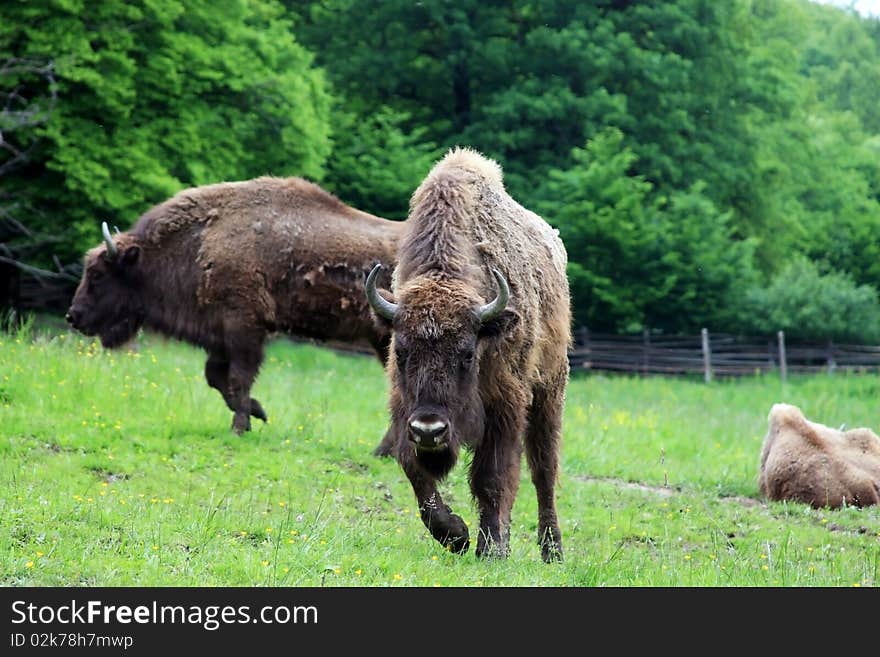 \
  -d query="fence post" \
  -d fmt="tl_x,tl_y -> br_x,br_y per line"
777,330 -> 787,382
826,339 -> 836,374
701,328 -> 712,383
642,328 -> 650,374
